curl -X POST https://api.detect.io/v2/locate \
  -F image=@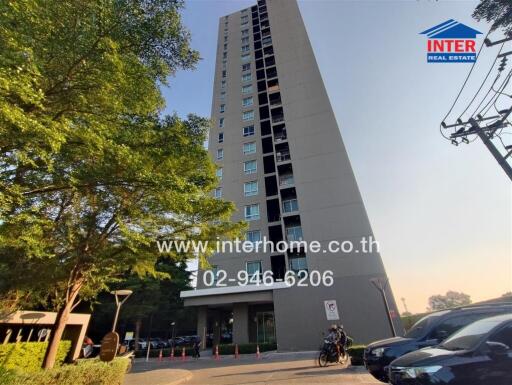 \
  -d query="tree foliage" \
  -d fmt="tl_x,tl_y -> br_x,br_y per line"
473,0 -> 512,34
427,291 -> 472,311
0,0 -> 243,368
